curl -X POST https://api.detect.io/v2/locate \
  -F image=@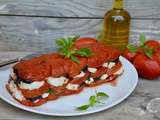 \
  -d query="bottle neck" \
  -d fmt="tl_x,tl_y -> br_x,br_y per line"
113,0 -> 123,9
